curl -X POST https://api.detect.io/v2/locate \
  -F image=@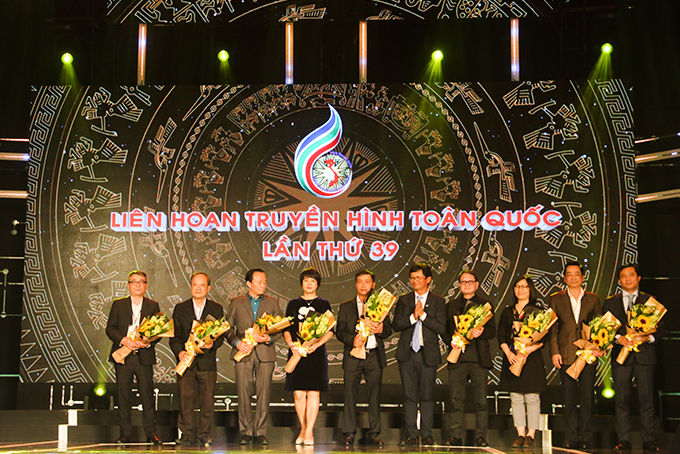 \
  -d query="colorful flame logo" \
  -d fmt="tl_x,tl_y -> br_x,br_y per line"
294,105 -> 352,198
